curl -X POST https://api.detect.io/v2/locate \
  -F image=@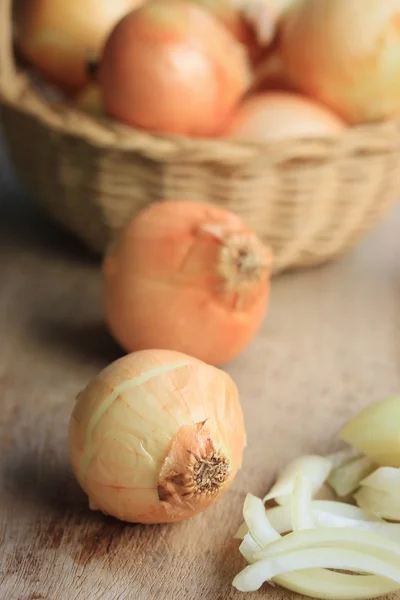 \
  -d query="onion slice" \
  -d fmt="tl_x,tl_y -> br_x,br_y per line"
233,547 -> 400,593
234,499 -> 382,540
243,494 -> 280,546
328,455 -> 377,497
355,487 -> 400,522
253,527 -> 400,562
361,467 -> 400,496
264,455 -> 332,504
